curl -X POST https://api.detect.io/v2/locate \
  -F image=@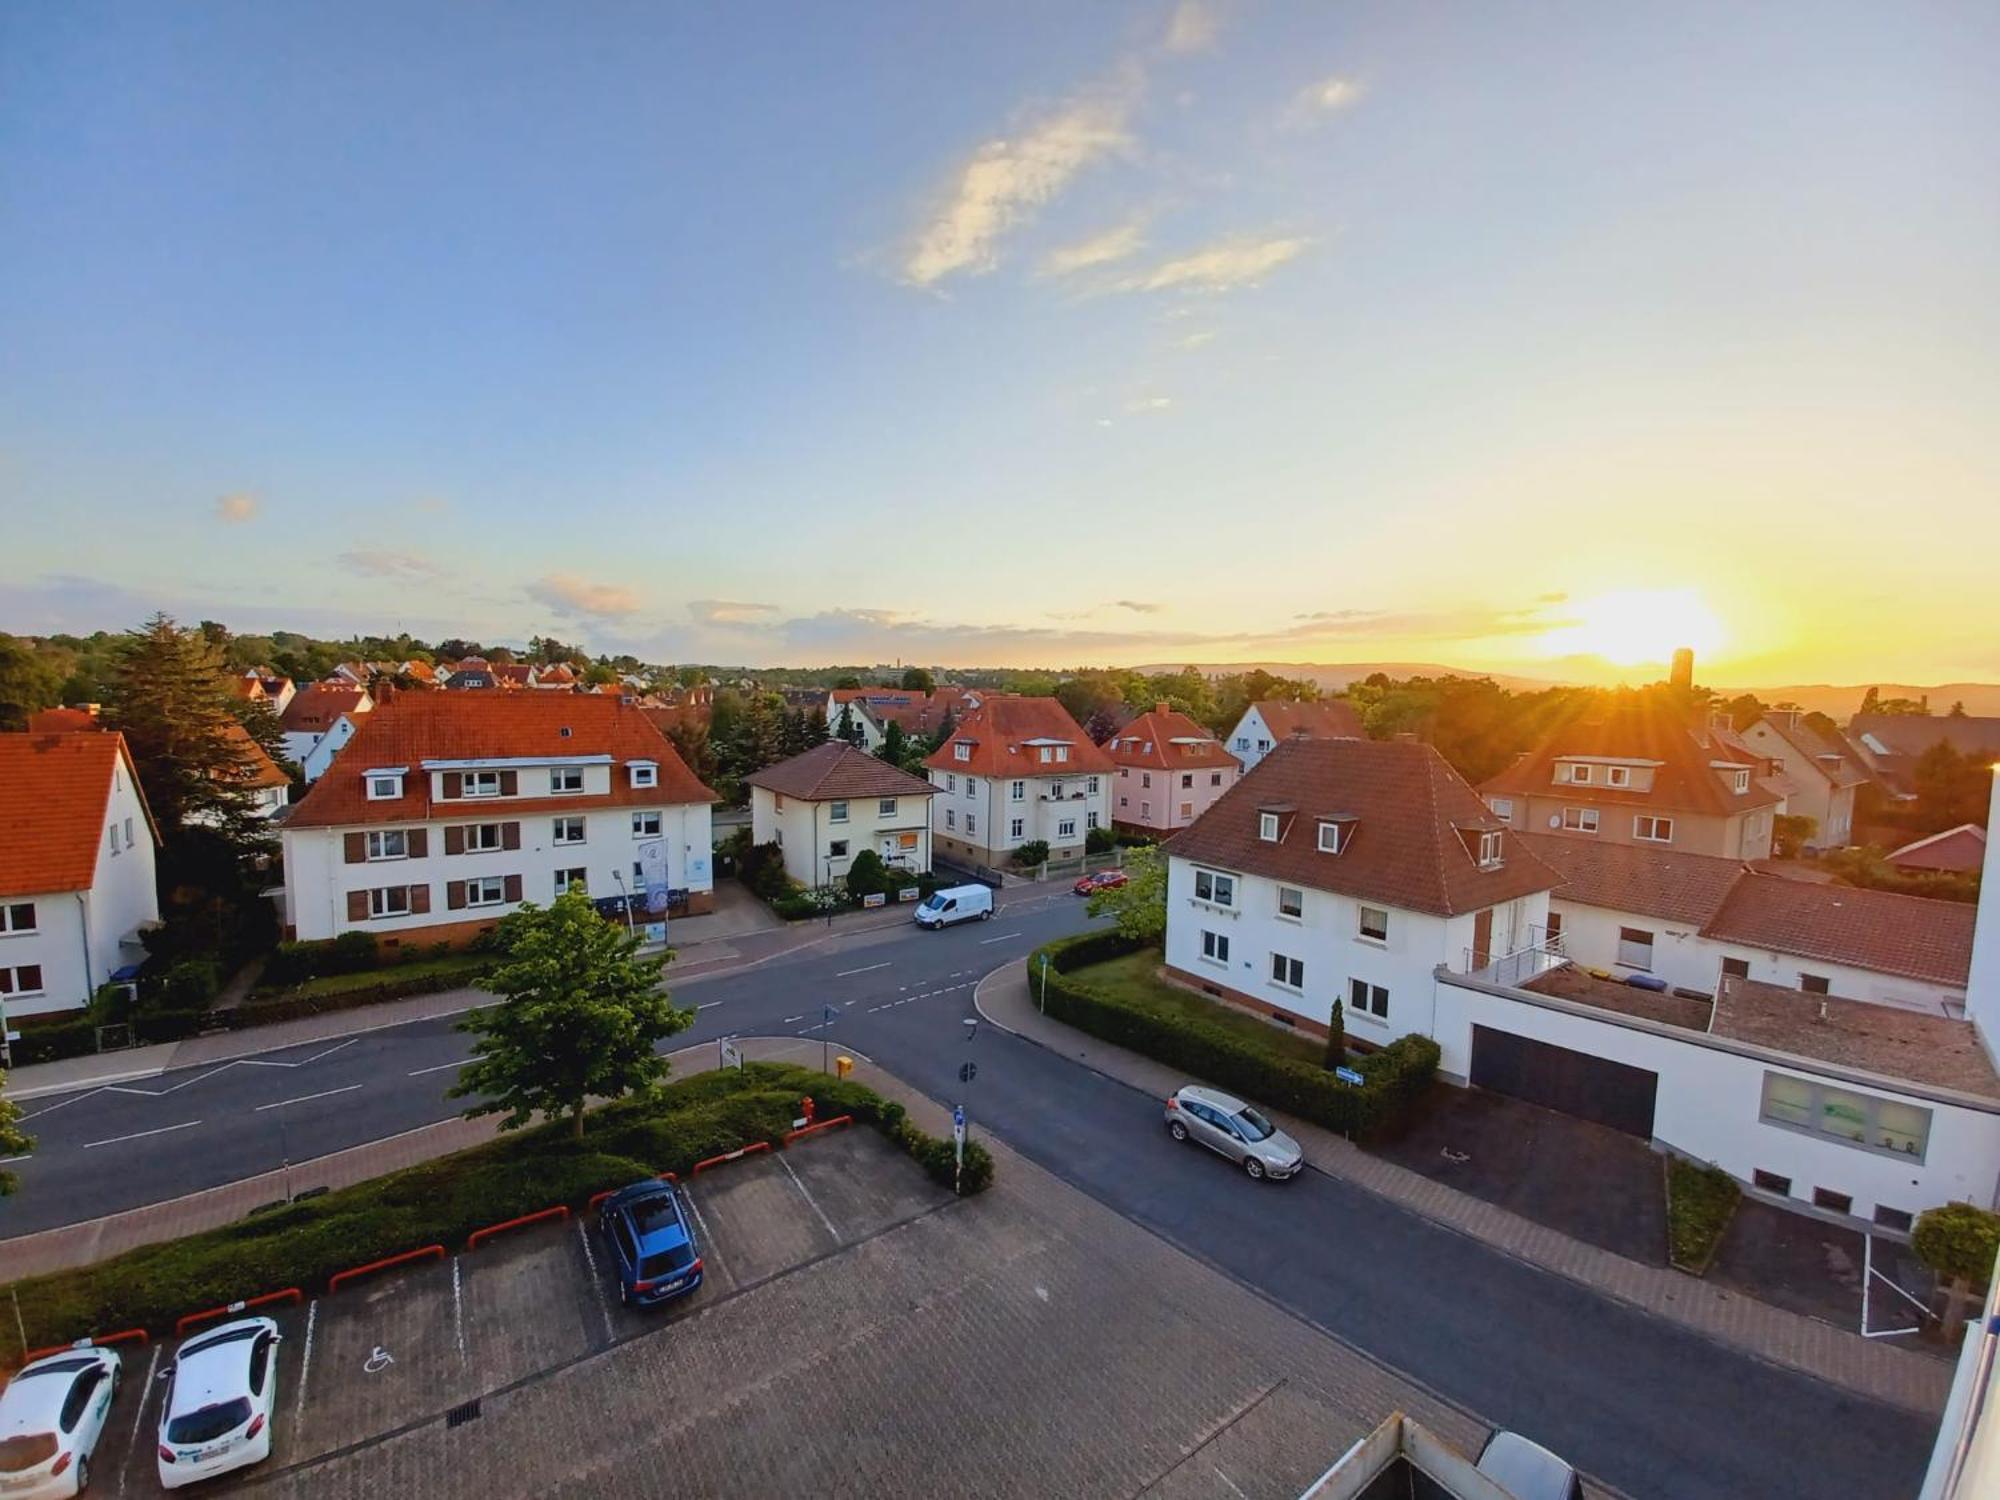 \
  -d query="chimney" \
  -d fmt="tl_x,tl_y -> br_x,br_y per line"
1155,701 -> 1170,716
1670,647 -> 1694,691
